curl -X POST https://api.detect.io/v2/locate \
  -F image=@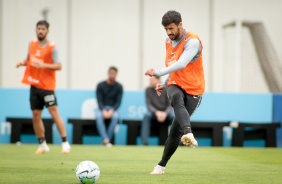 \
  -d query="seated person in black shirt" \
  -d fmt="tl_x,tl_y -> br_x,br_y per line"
95,66 -> 123,146
141,76 -> 174,145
